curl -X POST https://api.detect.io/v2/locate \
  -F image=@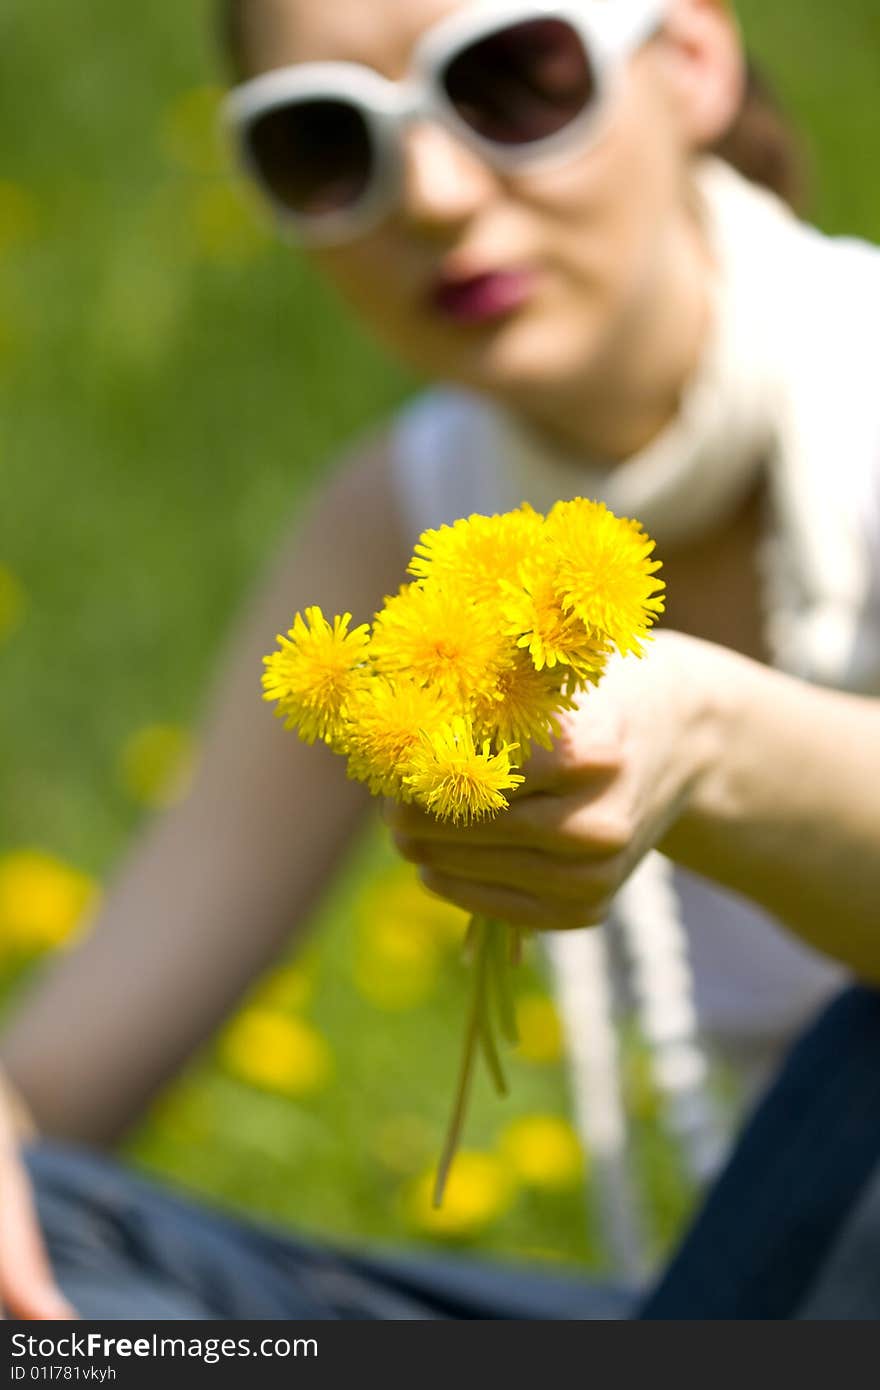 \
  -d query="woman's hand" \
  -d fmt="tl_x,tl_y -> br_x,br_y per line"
387,632 -> 719,931
0,1075 -> 75,1320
